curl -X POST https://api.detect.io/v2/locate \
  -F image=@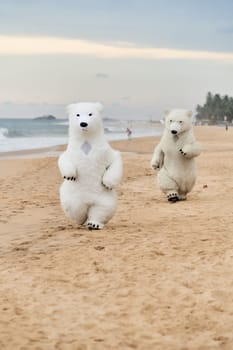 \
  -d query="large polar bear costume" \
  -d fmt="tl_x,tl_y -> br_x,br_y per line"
58,102 -> 123,229
151,109 -> 201,202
